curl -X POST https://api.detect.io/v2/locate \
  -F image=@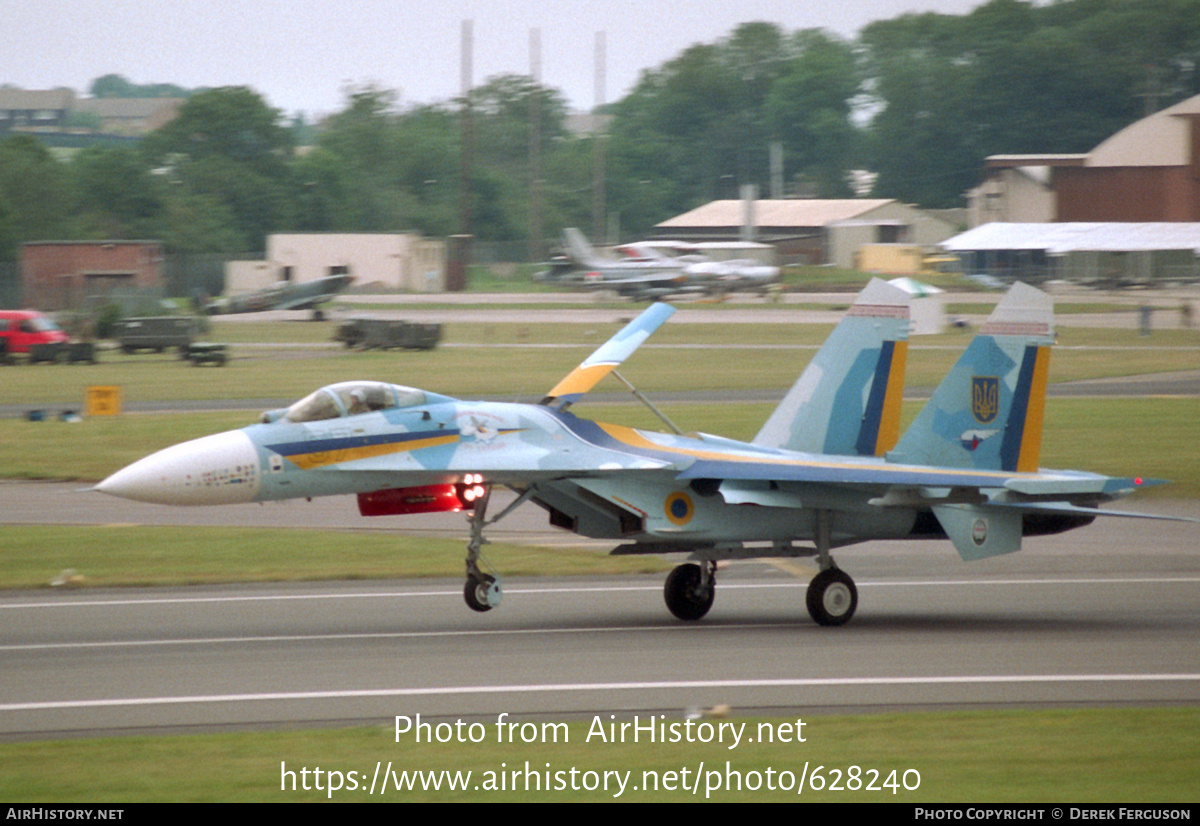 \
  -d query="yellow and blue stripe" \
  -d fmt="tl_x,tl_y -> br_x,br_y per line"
999,345 -> 1051,473
854,340 -> 908,457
